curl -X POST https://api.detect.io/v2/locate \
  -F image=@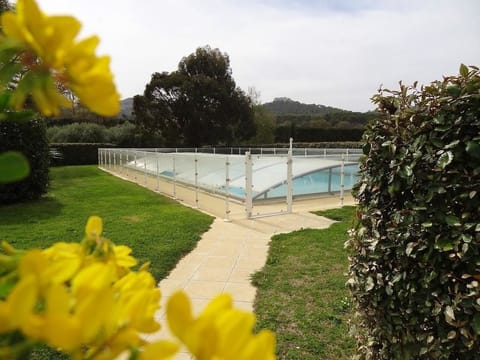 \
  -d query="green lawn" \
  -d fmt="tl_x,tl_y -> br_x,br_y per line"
252,206 -> 356,359
0,165 -> 213,282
